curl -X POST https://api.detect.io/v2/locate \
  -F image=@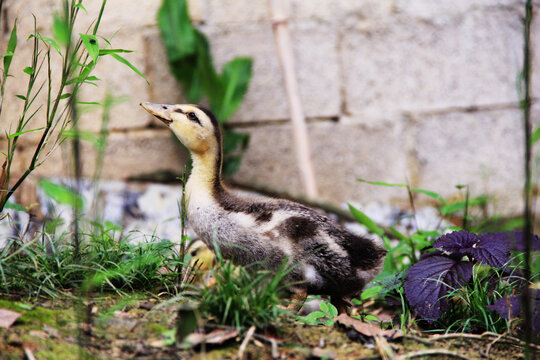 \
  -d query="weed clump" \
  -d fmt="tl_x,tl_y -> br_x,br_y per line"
194,256 -> 292,330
